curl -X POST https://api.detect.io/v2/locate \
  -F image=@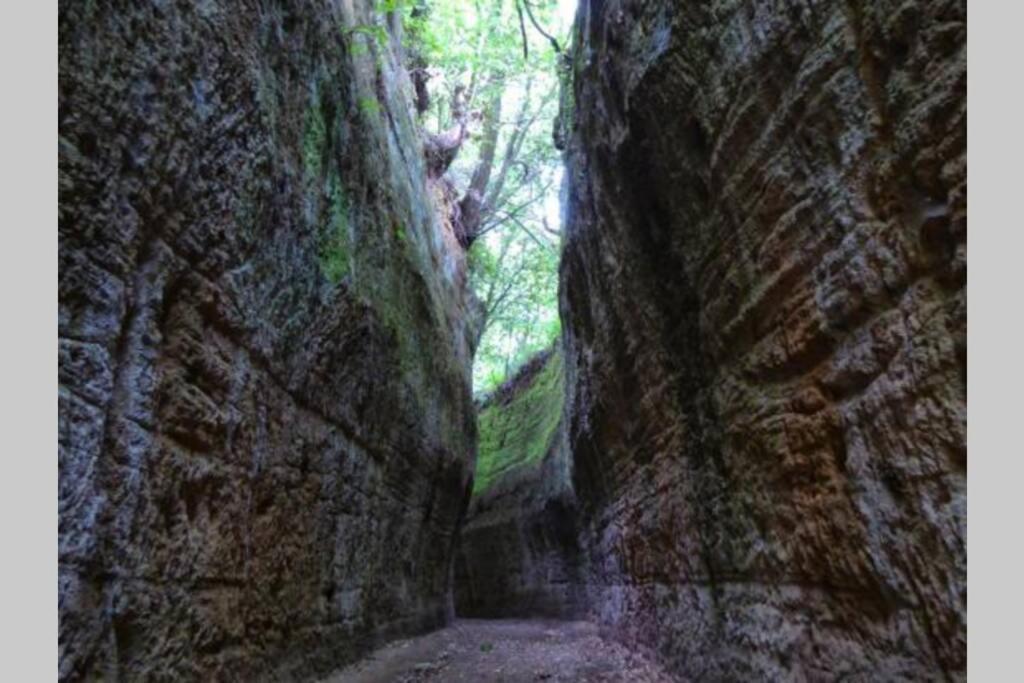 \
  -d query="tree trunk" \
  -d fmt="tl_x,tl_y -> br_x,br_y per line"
424,85 -> 470,177
457,83 -> 503,247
